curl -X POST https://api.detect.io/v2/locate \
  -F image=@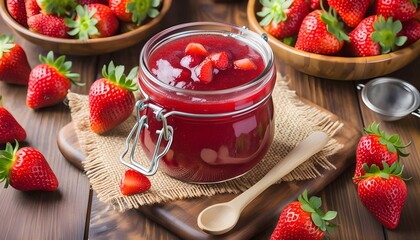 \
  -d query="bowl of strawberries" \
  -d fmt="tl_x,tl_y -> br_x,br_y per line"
0,0 -> 172,56
247,0 -> 420,80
